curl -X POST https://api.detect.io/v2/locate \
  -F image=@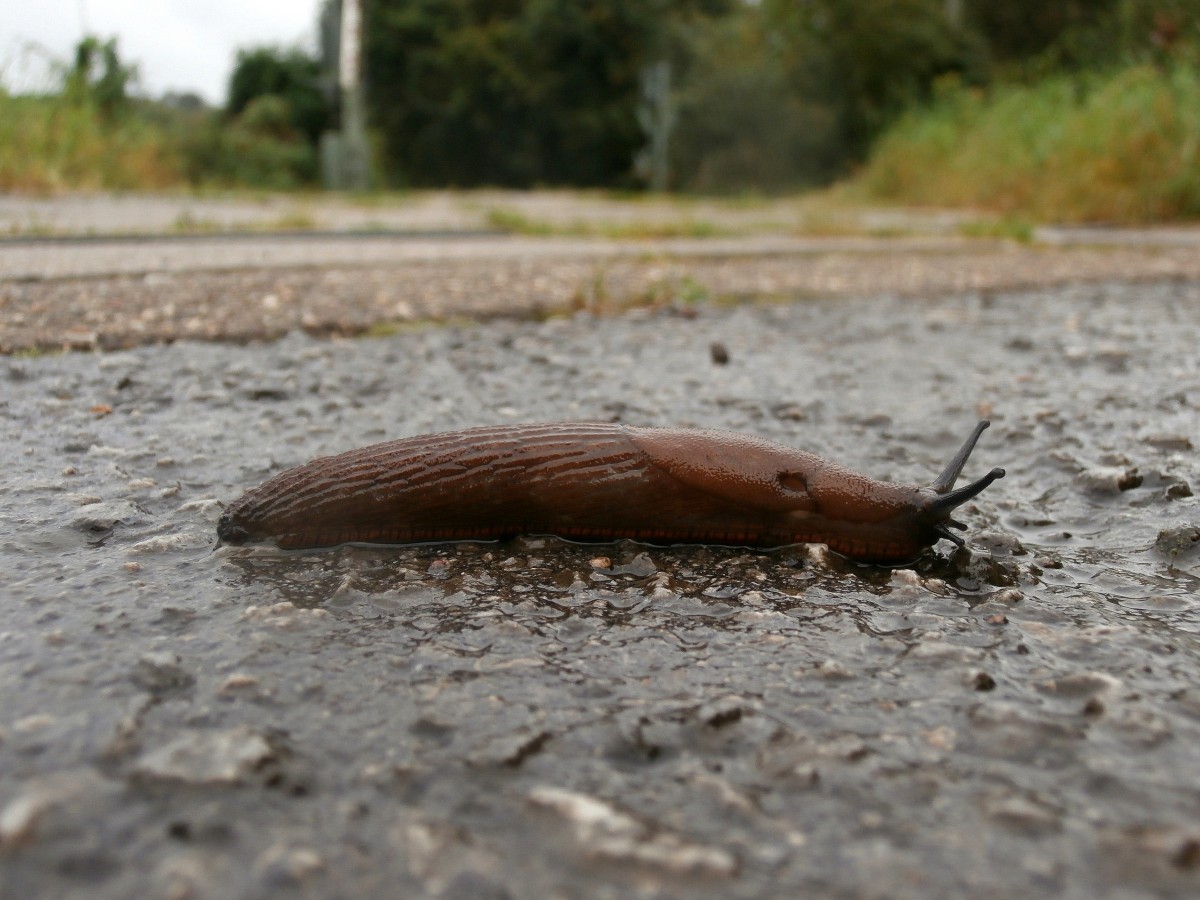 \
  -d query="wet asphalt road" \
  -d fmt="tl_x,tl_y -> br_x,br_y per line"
2,278 -> 1200,898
